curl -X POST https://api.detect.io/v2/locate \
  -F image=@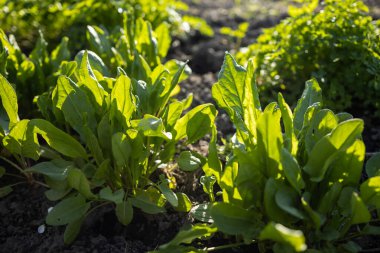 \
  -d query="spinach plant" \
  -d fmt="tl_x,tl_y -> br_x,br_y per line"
237,0 -> 380,113
154,54 -> 380,253
0,29 -> 70,116
25,50 -> 216,244
0,73 -> 91,199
